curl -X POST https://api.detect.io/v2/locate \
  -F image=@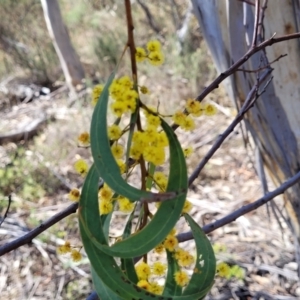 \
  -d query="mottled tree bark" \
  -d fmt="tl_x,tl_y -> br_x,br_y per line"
192,0 -> 300,243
